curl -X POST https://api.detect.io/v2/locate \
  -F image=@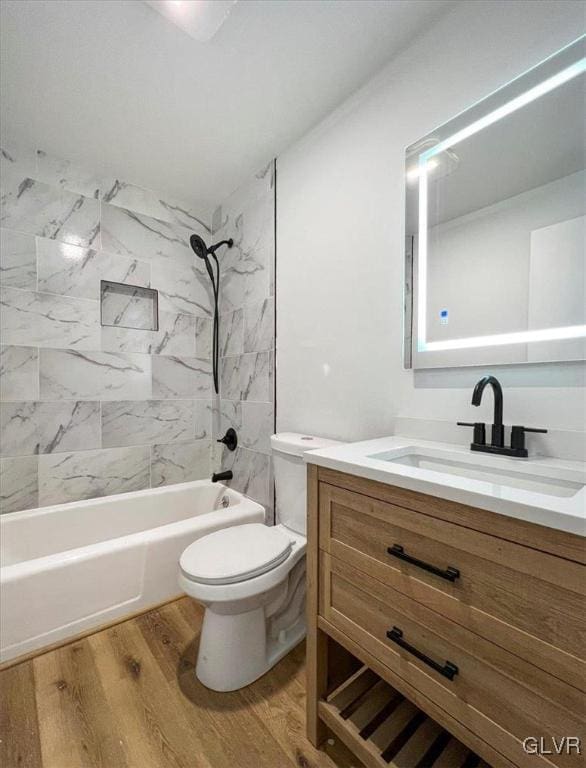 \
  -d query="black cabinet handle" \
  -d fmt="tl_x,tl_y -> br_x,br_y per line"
386,627 -> 459,681
387,544 -> 460,582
